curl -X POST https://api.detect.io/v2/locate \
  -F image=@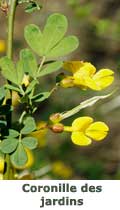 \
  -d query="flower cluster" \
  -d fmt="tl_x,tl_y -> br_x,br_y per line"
57,61 -> 114,146
60,61 -> 114,91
